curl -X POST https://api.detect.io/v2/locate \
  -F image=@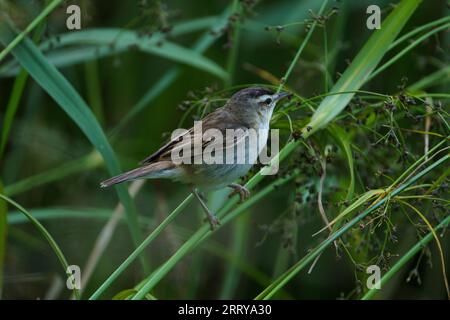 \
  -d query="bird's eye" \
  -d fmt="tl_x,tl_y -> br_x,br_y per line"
264,98 -> 272,104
